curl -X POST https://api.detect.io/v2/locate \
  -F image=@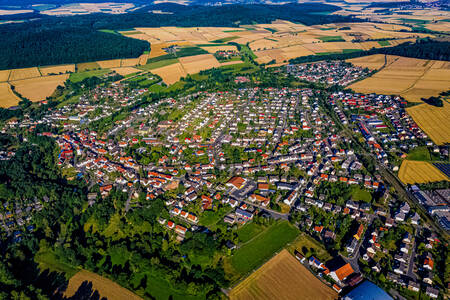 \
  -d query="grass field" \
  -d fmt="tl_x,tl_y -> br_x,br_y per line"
406,102 -> 450,145
286,234 -> 332,262
139,58 -> 179,71
69,69 -> 110,83
35,249 -> 79,279
237,222 -> 266,243
229,250 -> 337,300
63,270 -> 143,300
398,160 -> 449,184
226,221 -> 299,281
407,146 -> 431,161
318,36 -> 345,42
